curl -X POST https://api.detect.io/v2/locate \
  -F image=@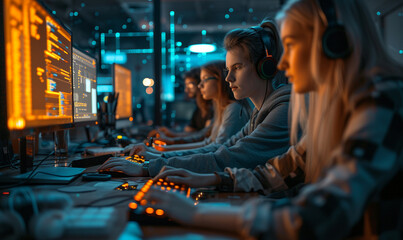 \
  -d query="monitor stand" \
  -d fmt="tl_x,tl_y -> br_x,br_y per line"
18,135 -> 35,173
54,130 -> 69,159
